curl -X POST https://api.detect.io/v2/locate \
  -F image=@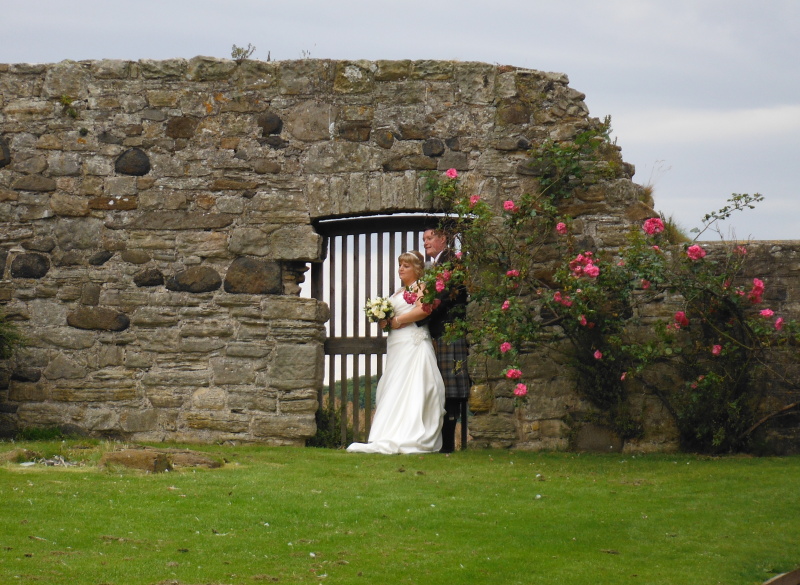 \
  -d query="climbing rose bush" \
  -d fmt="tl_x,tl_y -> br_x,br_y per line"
422,145 -> 798,453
